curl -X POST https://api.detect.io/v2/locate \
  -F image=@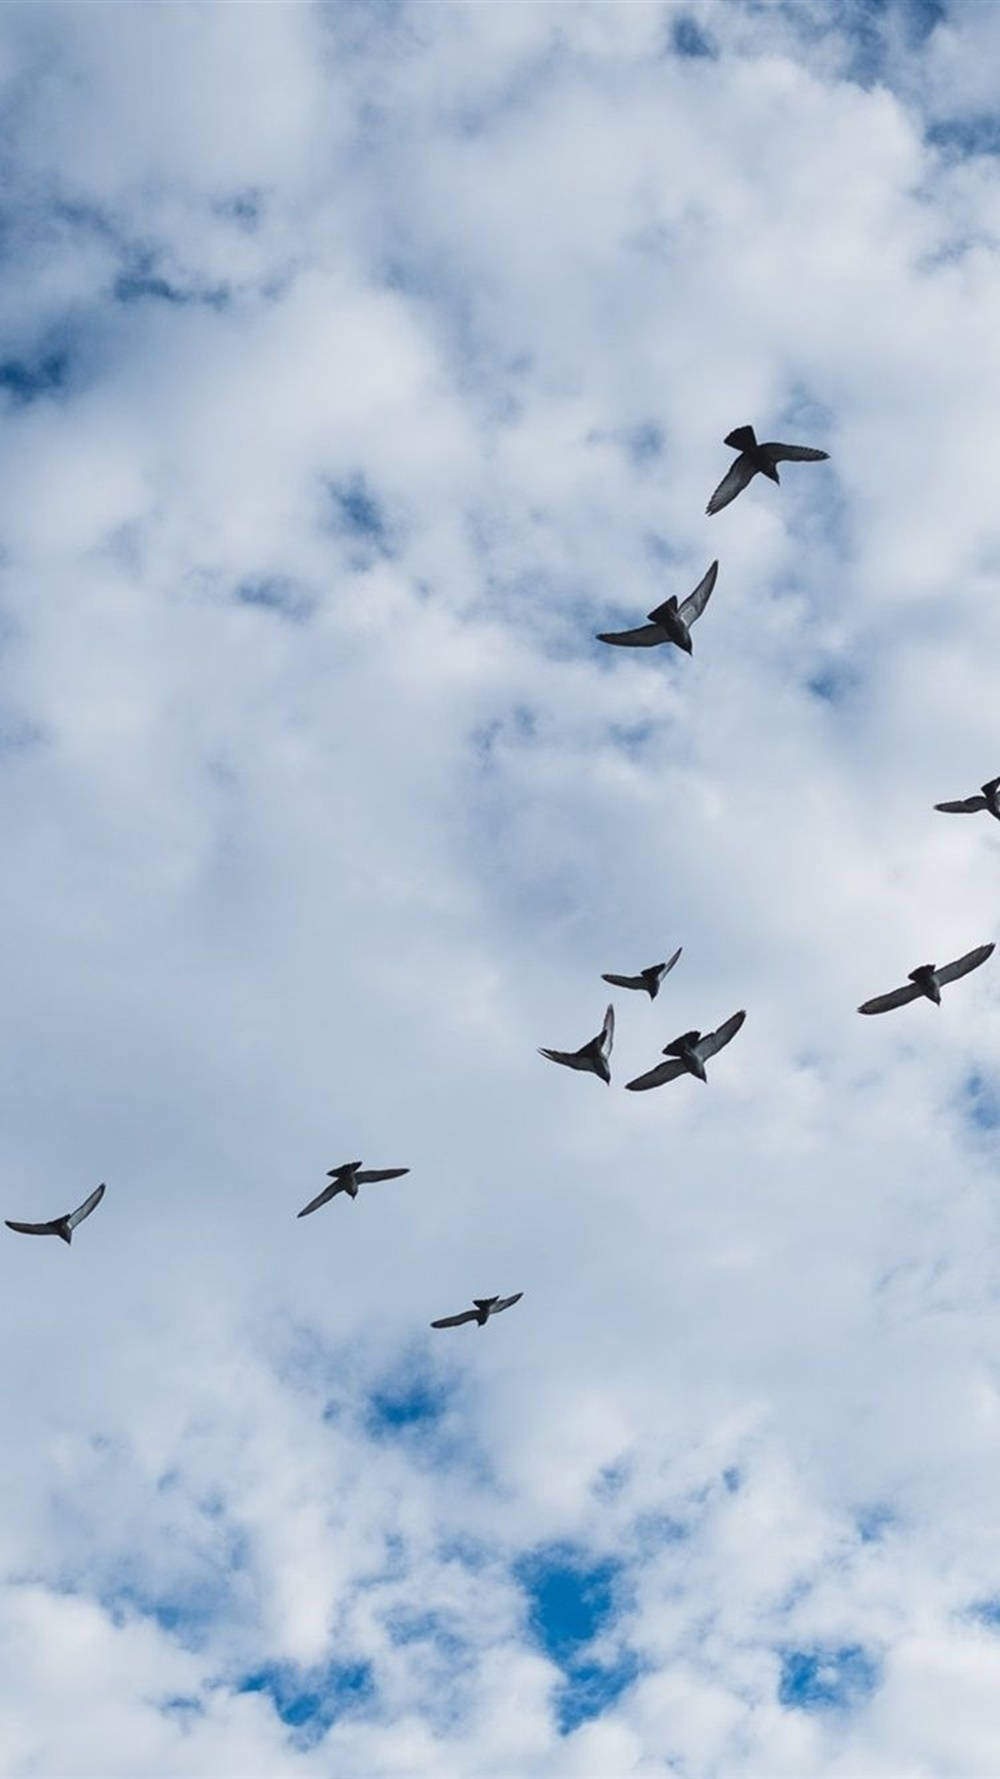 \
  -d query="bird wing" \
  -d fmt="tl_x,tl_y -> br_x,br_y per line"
600,1004 -> 615,1054
724,425 -> 758,451
5,1217 -> 61,1236
431,1309 -> 478,1328
695,1009 -> 746,1061
297,1180 -> 342,1218
678,560 -> 718,627
936,942 -> 995,987
601,972 -> 644,990
327,1160 -> 363,1177
538,1046 -> 585,1069
934,797 -> 987,814
662,945 -> 683,977
857,982 -> 923,1015
706,456 -> 755,515
355,1168 -> 409,1183
625,1057 -> 687,1092
494,1292 -> 523,1315
761,442 -> 829,464
596,624 -> 666,648
67,1182 -> 106,1230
